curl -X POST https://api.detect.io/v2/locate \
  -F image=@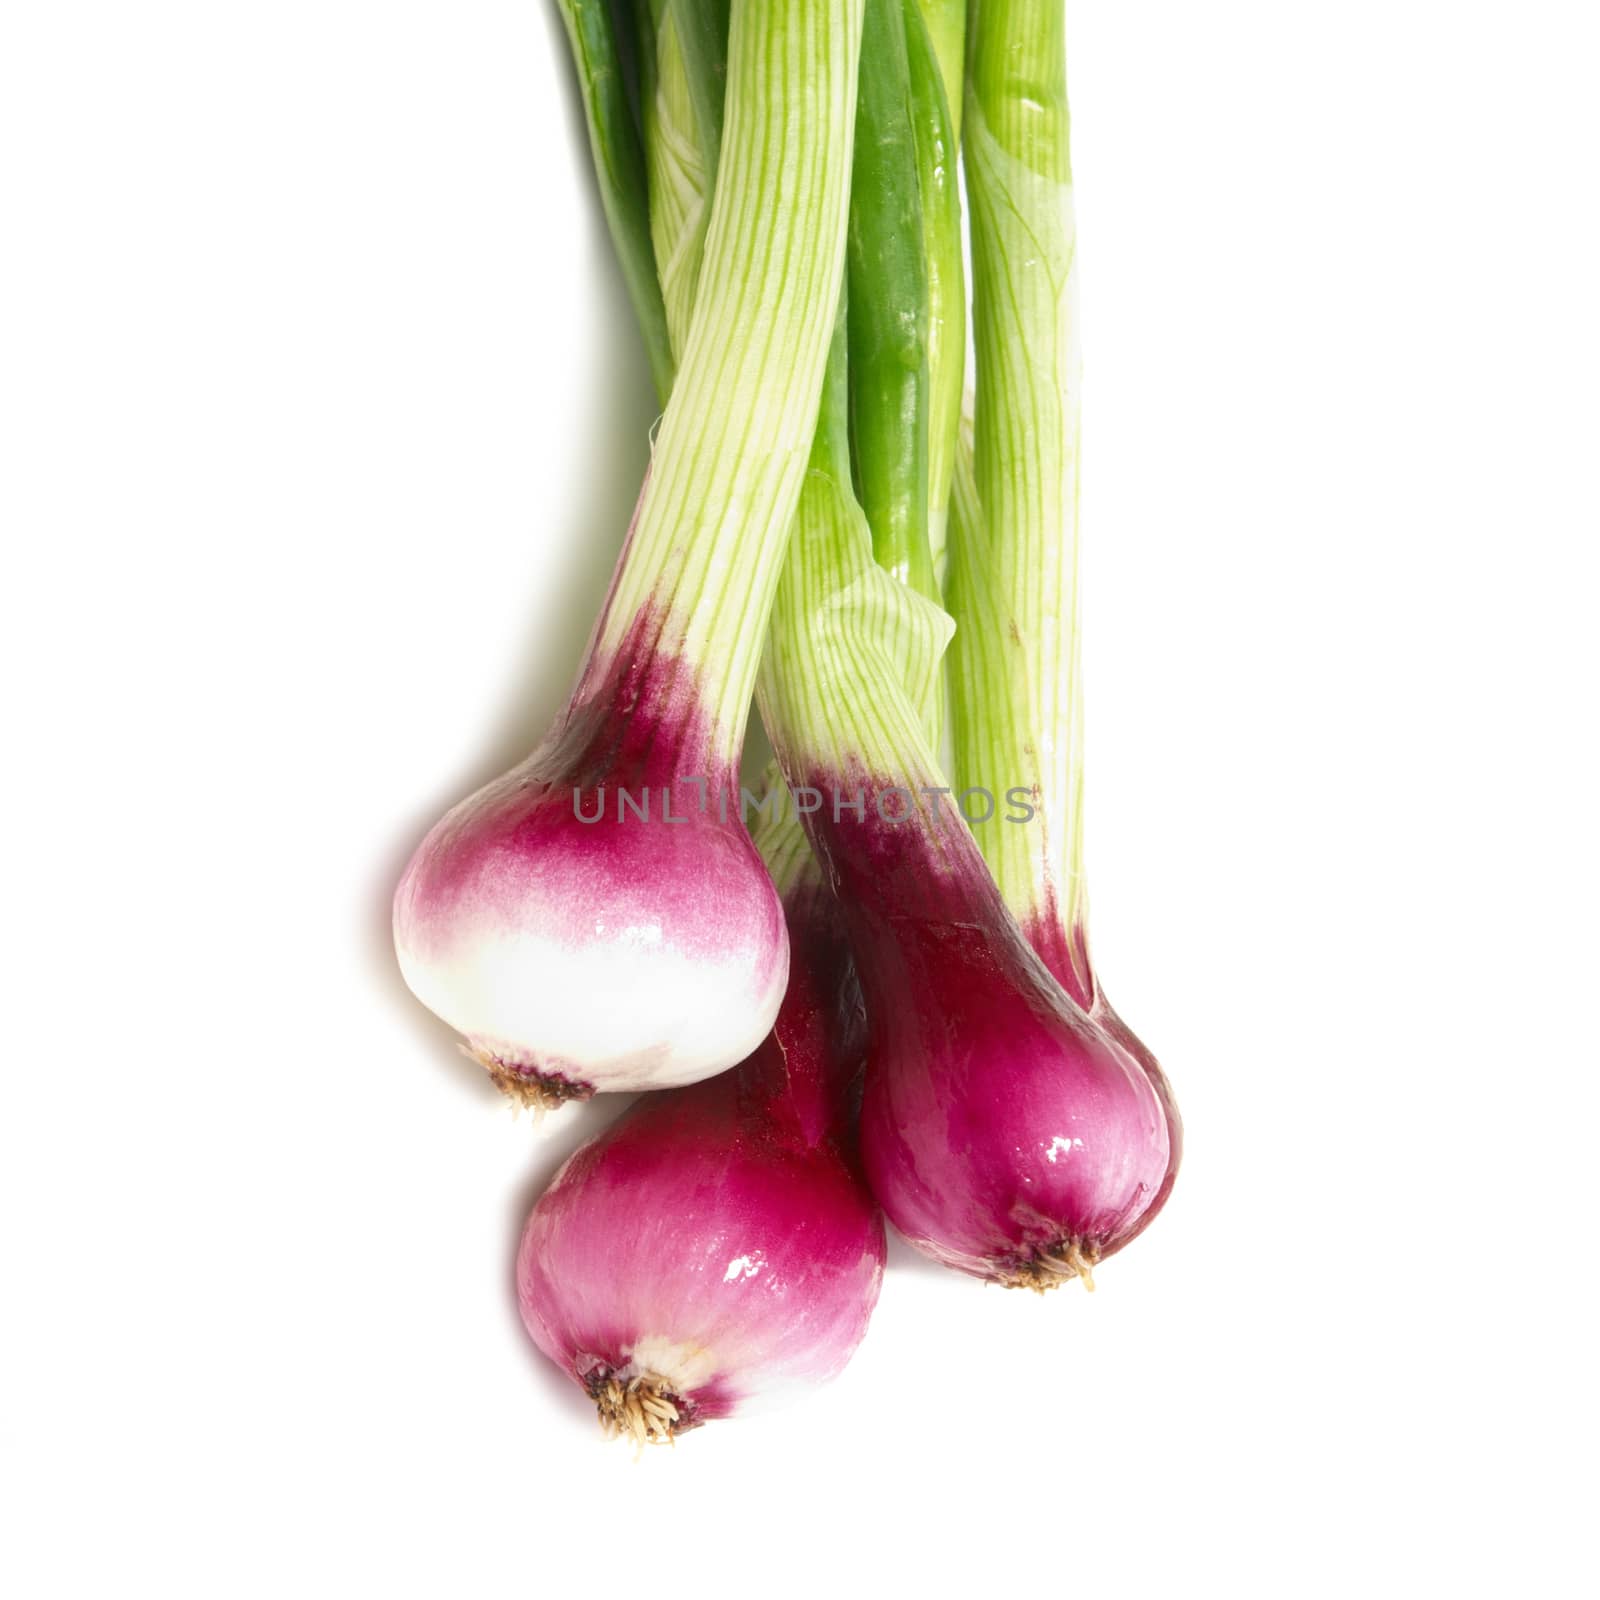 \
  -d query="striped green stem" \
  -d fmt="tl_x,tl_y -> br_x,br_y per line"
554,0 -> 676,403
636,0 -> 714,361
623,3 -> 822,890
947,0 -> 1089,998
904,0 -> 965,587
593,0 -> 864,772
